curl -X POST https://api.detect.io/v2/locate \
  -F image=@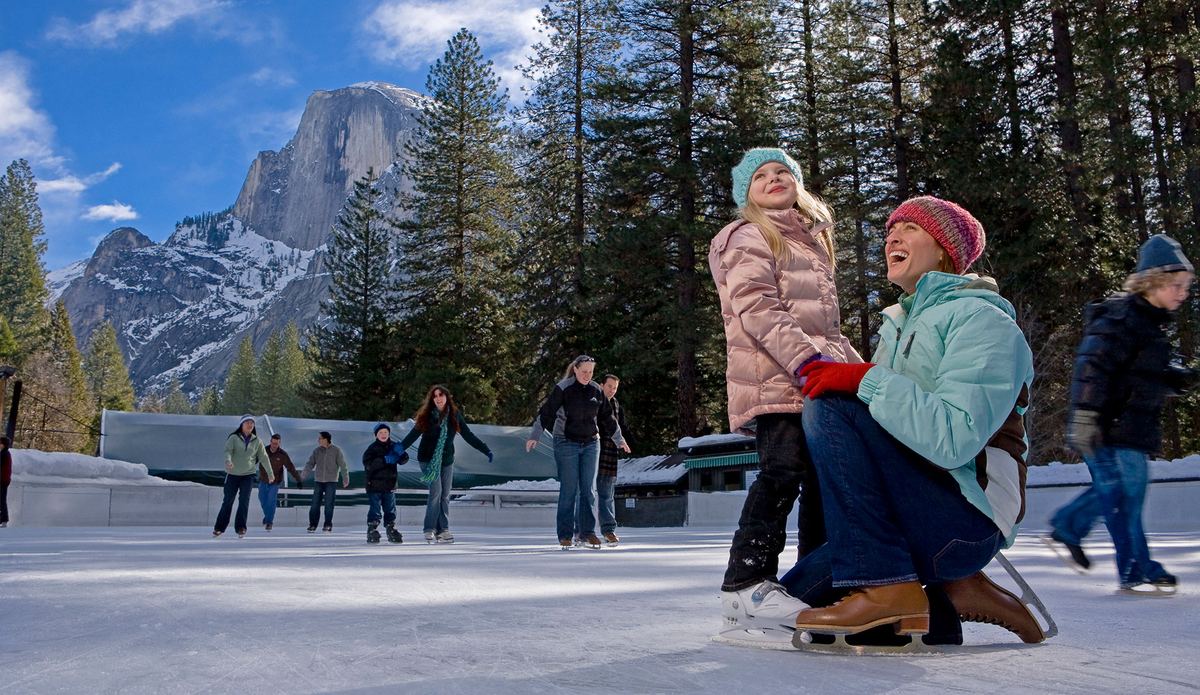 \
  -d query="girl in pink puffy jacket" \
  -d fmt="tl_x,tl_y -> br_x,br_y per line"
709,148 -> 860,633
